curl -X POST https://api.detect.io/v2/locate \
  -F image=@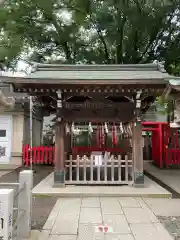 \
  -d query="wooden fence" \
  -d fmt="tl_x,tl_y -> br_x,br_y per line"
65,154 -> 133,185
22,144 -> 55,166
